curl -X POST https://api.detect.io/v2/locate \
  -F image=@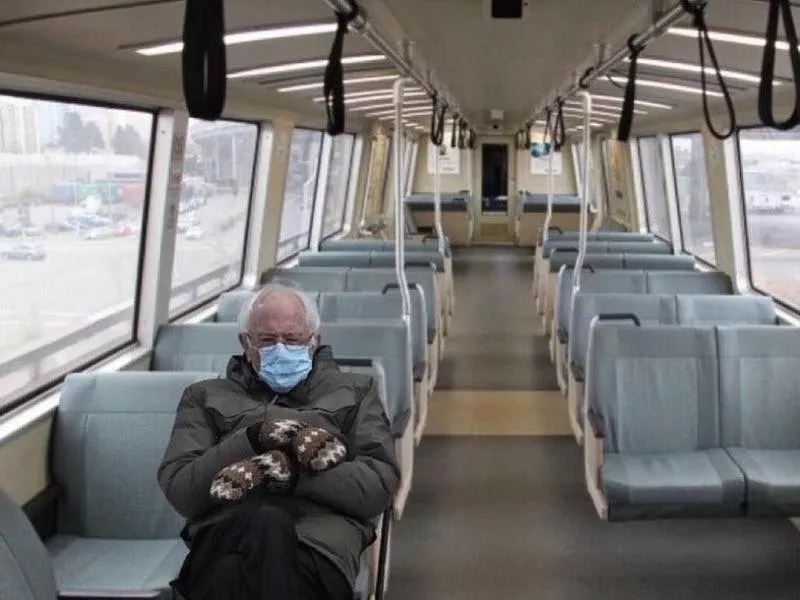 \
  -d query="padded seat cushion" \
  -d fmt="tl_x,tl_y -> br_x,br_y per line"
726,448 -> 800,516
47,535 -> 187,598
602,449 -> 745,518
